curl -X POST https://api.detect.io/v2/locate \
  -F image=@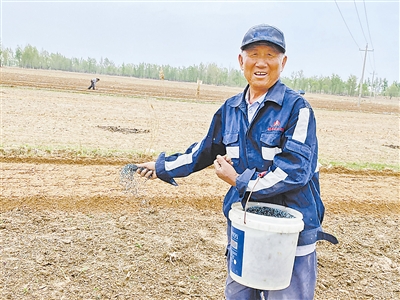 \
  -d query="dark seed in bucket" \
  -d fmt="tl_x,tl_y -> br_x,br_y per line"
246,206 -> 295,218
